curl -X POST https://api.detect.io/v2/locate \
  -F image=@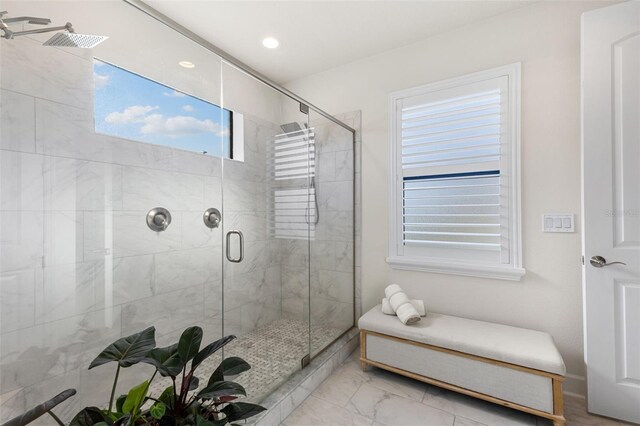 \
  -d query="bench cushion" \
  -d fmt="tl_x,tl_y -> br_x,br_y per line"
359,306 -> 566,375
